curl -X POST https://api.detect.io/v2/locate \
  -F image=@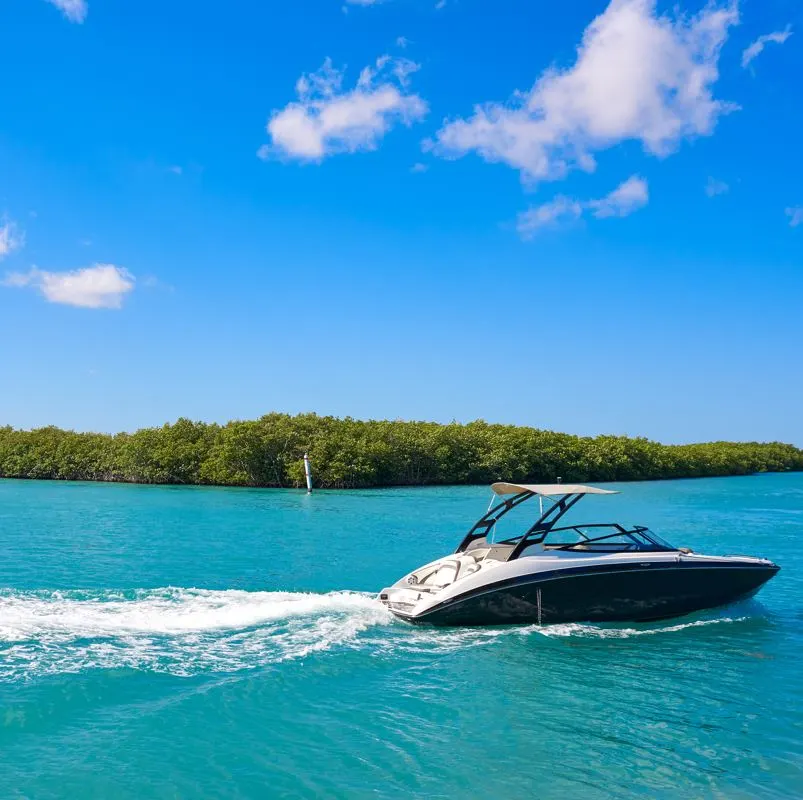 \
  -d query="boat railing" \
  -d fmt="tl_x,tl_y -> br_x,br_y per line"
502,523 -> 676,553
